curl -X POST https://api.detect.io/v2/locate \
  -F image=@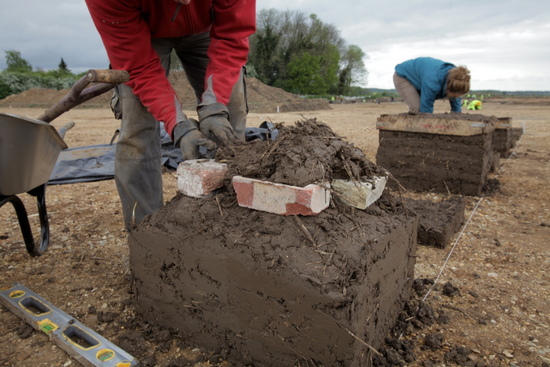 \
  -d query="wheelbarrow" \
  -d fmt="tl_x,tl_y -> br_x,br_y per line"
0,69 -> 129,256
